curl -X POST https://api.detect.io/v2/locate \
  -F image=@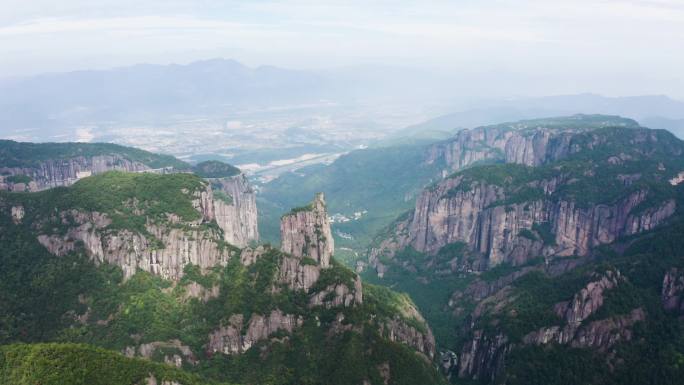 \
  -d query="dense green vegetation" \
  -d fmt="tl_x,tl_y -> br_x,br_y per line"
363,245 -> 473,349
6,116 -> 684,384
2,171 -> 208,236
0,170 -> 445,384
4,174 -> 32,184
198,322 -> 446,385
192,160 -> 241,178
0,243 -> 444,385
0,343 -> 226,385
485,114 -> 639,132
501,261 -> 684,385
0,140 -> 189,169
478,269 -> 591,341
